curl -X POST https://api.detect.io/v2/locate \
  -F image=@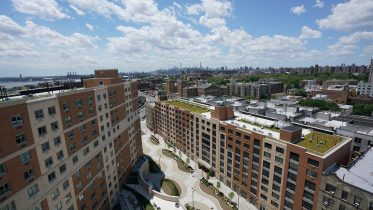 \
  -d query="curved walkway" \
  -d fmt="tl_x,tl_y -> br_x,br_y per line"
141,120 -> 222,210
